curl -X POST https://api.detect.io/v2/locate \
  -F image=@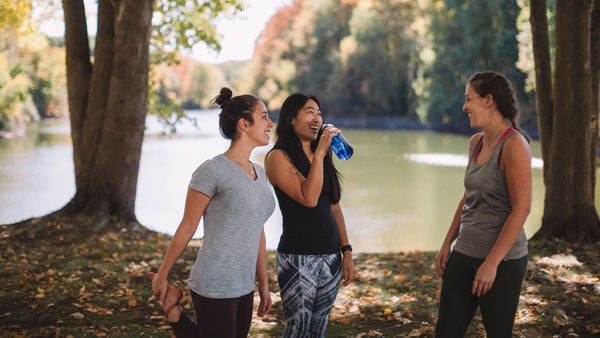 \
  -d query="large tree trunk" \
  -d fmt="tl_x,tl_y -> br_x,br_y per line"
59,0 -> 154,232
533,0 -> 600,243
591,1 -> 600,195
529,0 -> 553,175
